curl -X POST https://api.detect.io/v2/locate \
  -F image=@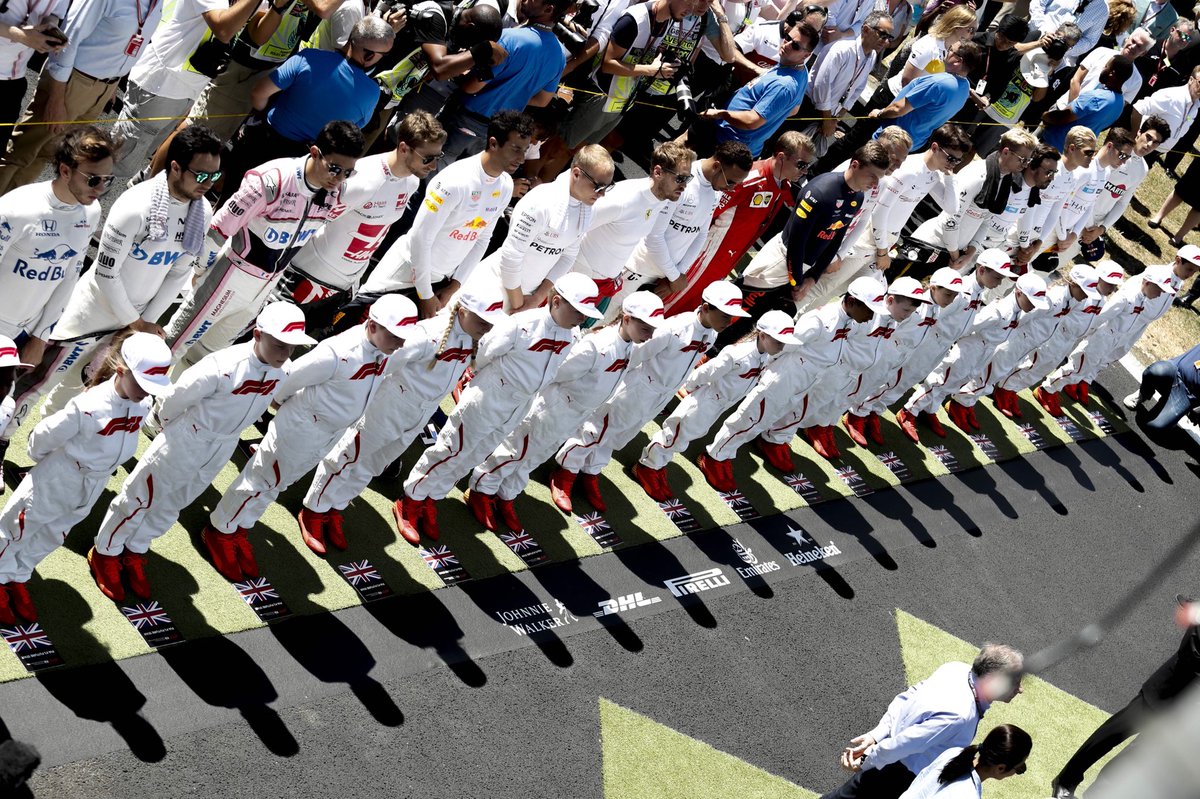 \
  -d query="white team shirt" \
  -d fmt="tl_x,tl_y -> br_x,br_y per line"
887,34 -> 946,96
870,154 -> 955,251
372,312 -> 476,404
912,159 -> 994,253
157,341 -> 290,439
274,324 -> 394,431
362,153 -> 512,298
53,175 -> 215,340
470,305 -> 578,396
29,376 -> 150,473
626,160 -> 719,281
129,0 -> 227,100
535,324 -> 635,412
983,178 -> 1035,246
0,180 -> 101,340
1022,163 -> 1080,247
1091,154 -> 1150,229
292,153 -> 419,290
1059,160 -> 1111,237
620,310 -> 716,396
682,337 -> 770,402
573,178 -> 673,283
1133,84 -> 1200,152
